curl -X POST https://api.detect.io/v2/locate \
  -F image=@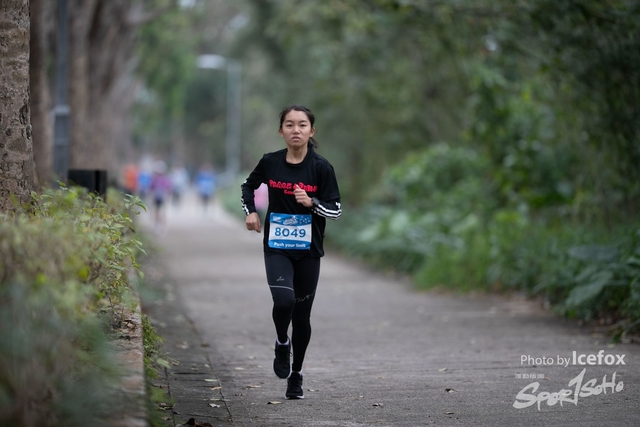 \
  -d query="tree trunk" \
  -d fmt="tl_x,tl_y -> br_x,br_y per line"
64,0 -> 176,179
68,0 -> 137,177
68,0 -> 96,170
29,0 -> 53,187
110,75 -> 139,178
0,0 -> 36,211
